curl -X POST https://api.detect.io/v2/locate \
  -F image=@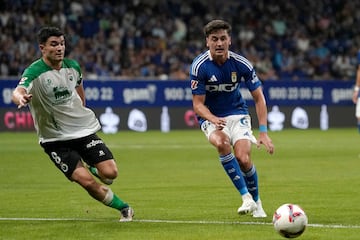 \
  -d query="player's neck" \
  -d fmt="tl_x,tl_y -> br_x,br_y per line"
43,57 -> 62,70
213,56 -> 226,65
